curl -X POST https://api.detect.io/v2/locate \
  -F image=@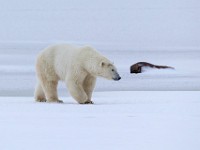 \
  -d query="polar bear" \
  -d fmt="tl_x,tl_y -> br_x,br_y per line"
34,44 -> 121,104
